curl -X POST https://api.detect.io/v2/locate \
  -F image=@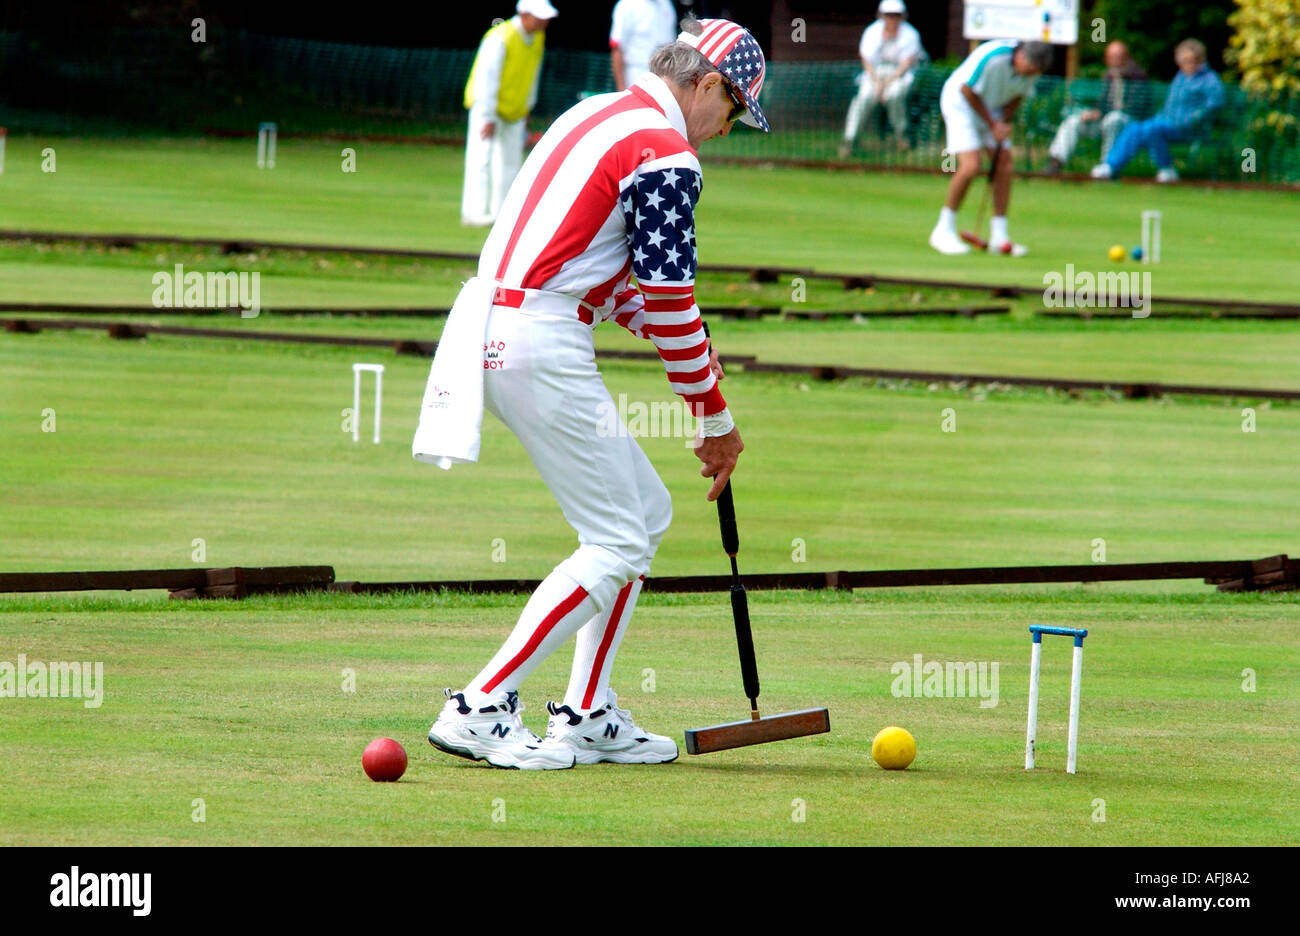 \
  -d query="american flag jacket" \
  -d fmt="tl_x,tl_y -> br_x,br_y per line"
478,72 -> 726,418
